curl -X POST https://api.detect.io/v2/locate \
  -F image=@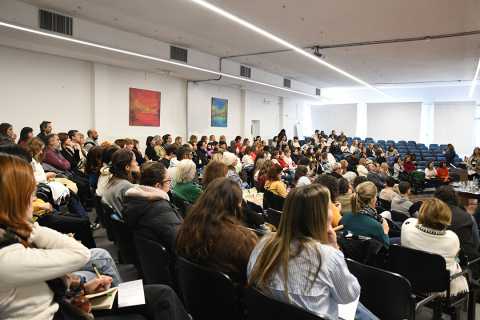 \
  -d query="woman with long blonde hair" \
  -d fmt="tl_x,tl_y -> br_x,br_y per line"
247,185 -> 376,319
